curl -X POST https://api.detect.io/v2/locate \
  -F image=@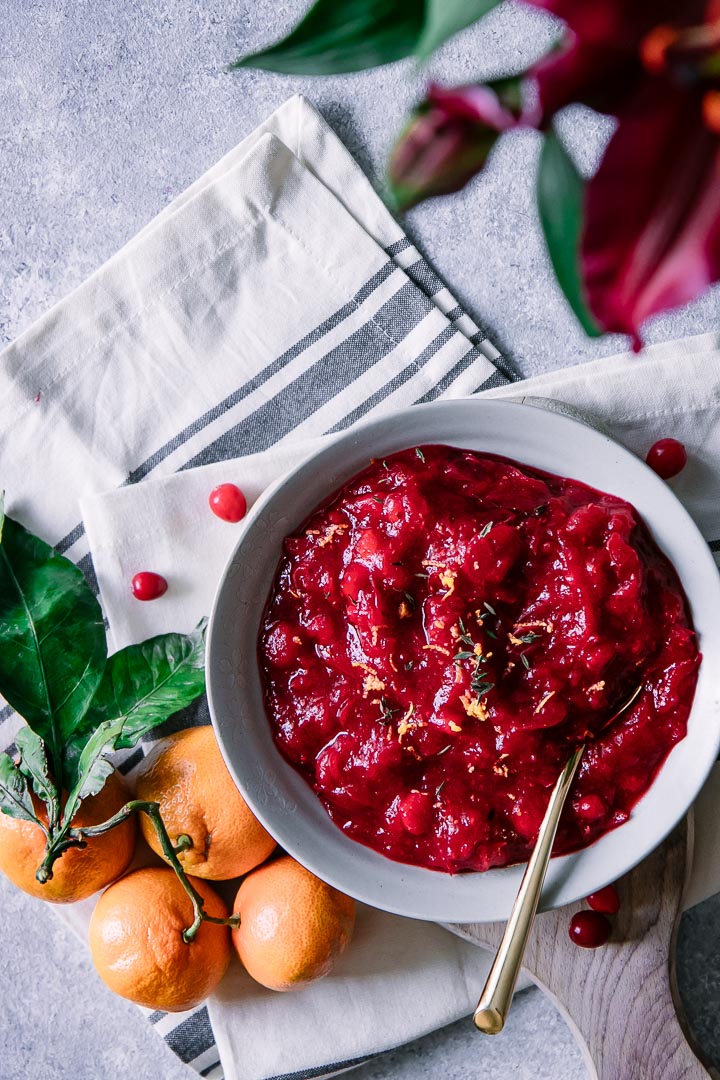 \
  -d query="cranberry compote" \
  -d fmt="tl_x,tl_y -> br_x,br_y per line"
259,446 -> 700,873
